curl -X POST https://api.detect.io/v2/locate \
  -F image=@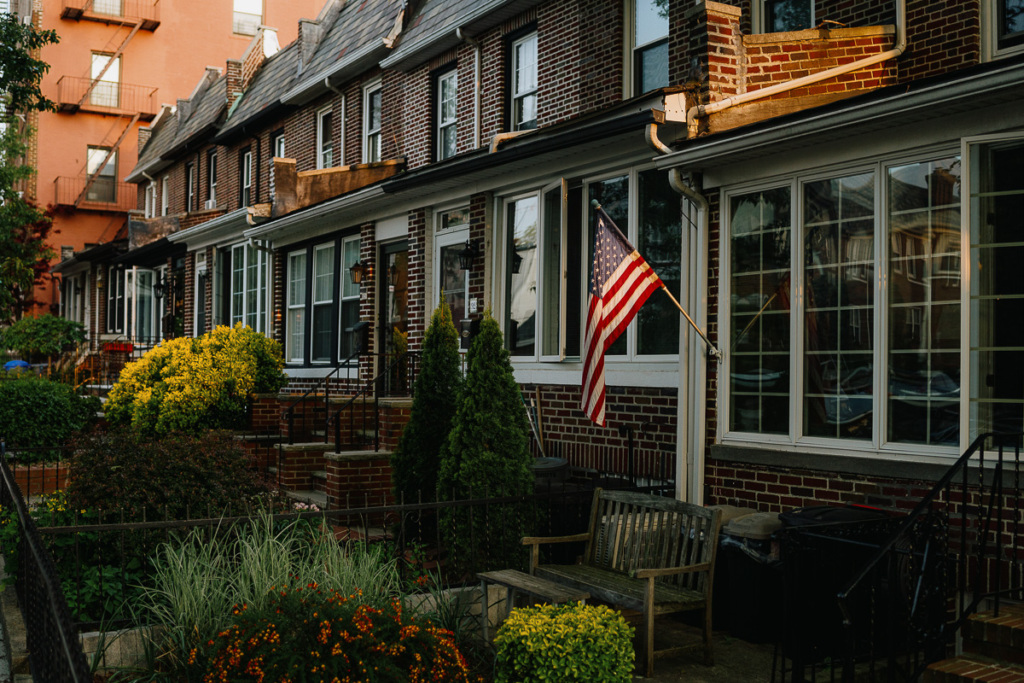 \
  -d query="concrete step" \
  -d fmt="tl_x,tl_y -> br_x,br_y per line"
285,489 -> 327,510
